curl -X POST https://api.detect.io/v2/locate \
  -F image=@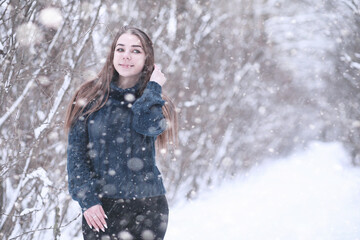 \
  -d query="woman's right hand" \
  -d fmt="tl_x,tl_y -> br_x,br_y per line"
83,204 -> 108,232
